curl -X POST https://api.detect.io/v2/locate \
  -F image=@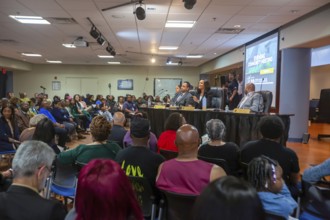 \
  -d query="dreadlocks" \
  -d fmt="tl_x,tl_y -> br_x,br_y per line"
247,155 -> 278,191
